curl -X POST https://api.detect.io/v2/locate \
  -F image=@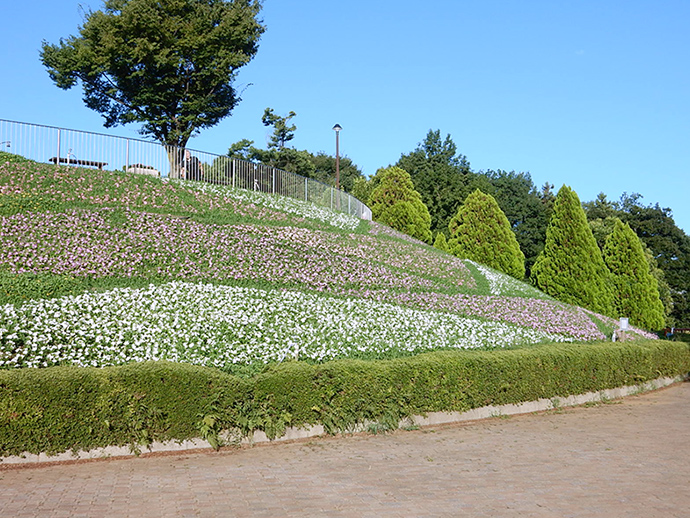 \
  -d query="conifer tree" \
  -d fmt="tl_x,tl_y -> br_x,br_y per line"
433,232 -> 449,253
369,166 -> 432,243
603,219 -> 666,330
531,185 -> 614,315
447,189 -> 525,279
